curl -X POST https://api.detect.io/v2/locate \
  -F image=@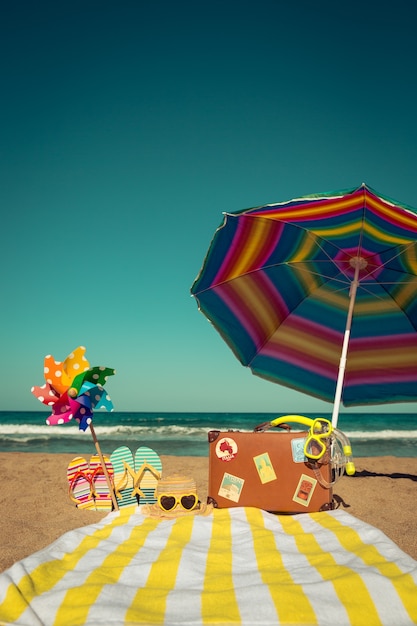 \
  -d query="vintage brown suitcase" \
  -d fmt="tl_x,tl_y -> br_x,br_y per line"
207,421 -> 334,514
